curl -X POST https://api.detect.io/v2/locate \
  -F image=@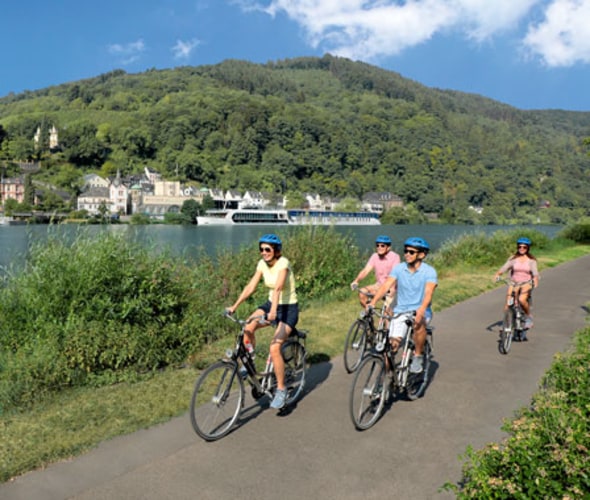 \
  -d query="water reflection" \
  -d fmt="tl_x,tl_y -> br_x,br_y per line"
0,223 -> 563,270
